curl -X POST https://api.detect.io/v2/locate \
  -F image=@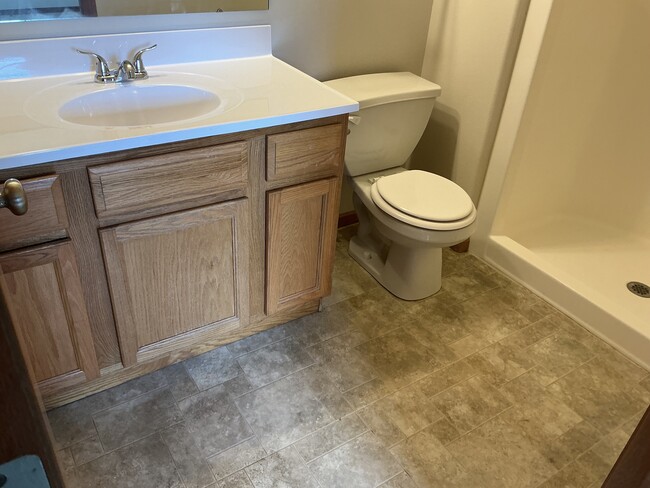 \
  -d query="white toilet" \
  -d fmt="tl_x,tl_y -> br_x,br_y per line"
324,72 -> 476,300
